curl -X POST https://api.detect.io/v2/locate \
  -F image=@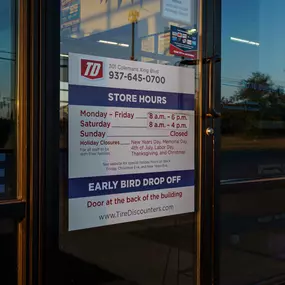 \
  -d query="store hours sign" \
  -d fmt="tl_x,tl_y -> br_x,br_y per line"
68,53 -> 195,231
